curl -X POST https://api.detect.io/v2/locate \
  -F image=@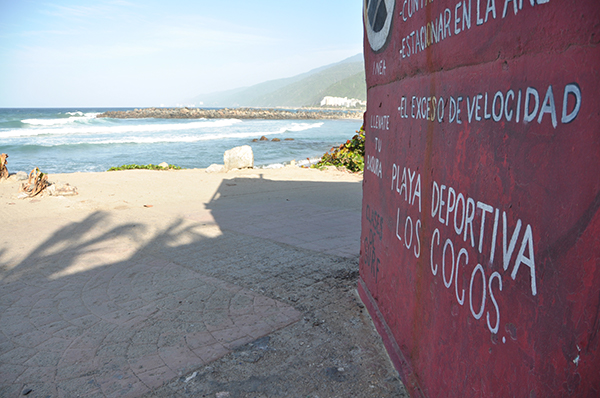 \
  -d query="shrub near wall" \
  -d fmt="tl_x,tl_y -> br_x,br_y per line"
313,126 -> 365,172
